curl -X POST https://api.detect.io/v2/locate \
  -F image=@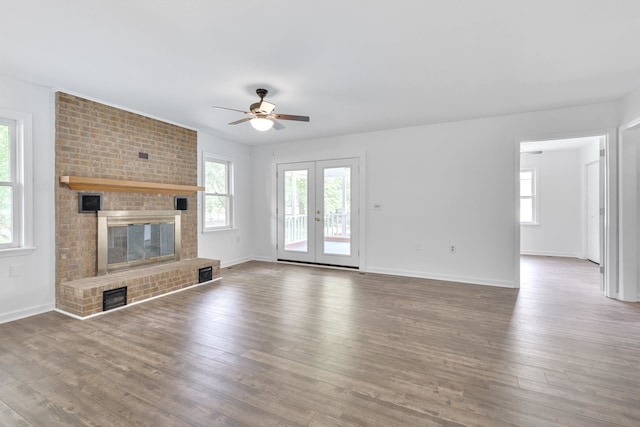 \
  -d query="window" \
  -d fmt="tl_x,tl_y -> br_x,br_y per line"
0,109 -> 32,254
203,155 -> 233,230
520,169 -> 536,224
0,118 -> 19,248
